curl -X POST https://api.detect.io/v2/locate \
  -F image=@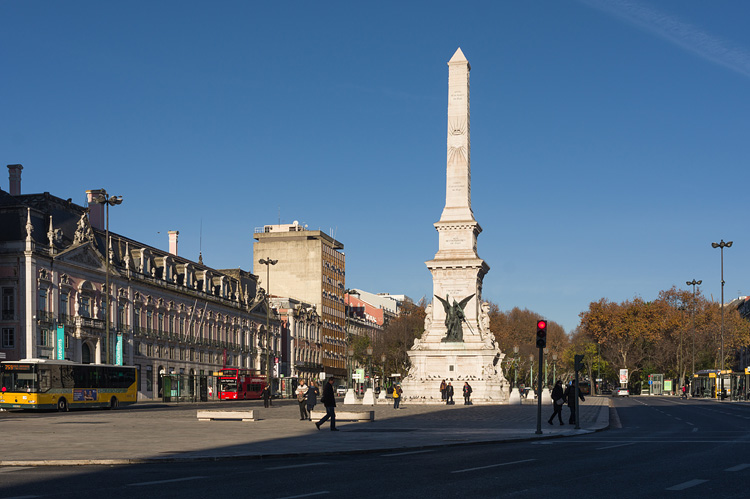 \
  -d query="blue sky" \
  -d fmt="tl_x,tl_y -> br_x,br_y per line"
2,1 -> 749,333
